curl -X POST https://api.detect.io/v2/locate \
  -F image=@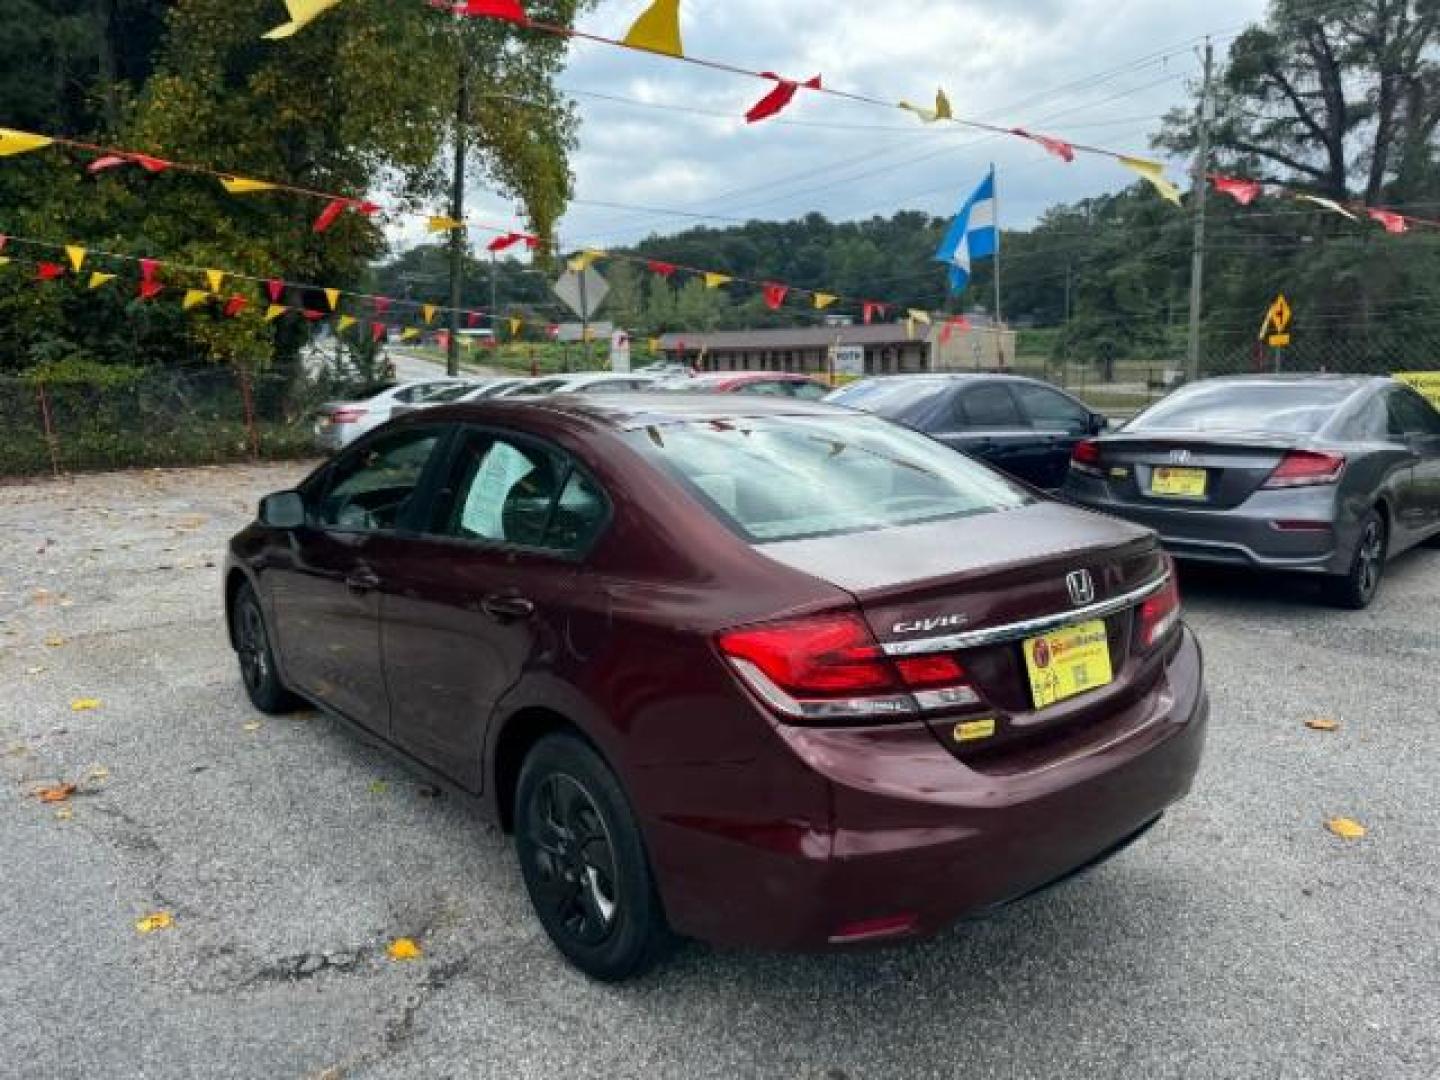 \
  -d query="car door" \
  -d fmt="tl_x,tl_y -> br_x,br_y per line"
376,426 -> 611,790
1010,381 -> 1099,490
1387,388 -> 1440,537
933,383 -> 1044,485
266,425 -> 449,736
